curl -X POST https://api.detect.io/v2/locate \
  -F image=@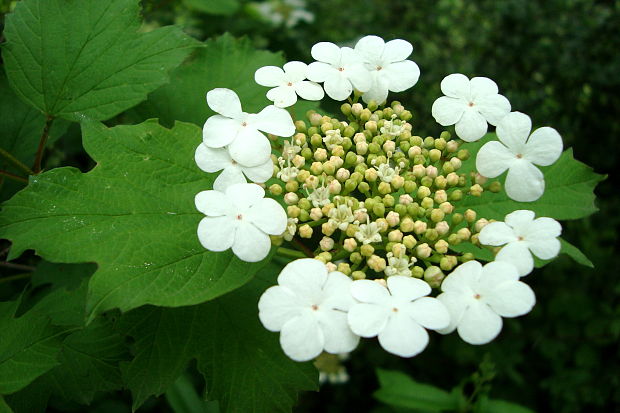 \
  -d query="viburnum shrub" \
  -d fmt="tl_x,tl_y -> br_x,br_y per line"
0,1 -> 603,411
